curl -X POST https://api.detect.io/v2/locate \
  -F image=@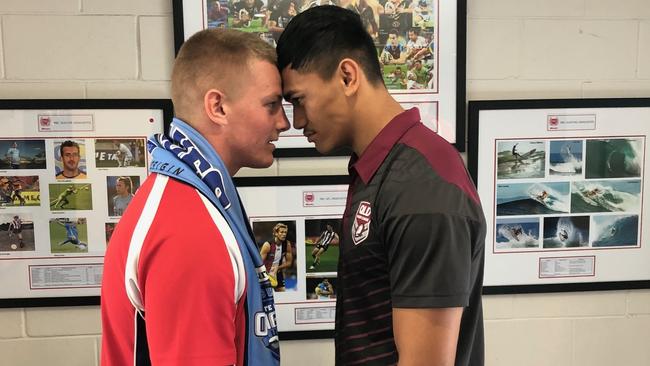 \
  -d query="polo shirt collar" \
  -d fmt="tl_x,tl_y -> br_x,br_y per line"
349,107 -> 421,184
